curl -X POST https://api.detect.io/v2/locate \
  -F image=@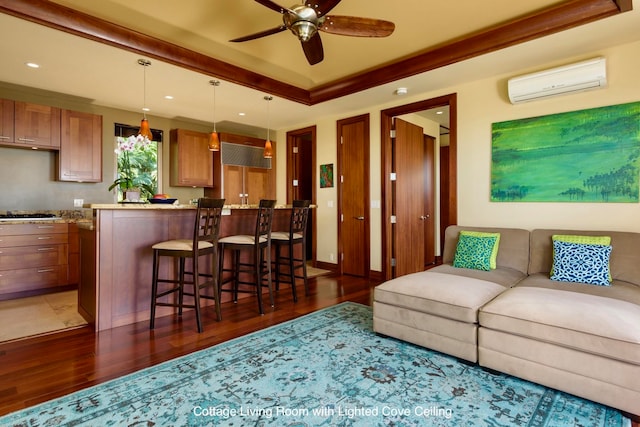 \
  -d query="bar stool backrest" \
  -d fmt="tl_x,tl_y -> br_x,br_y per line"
256,199 -> 277,243
290,200 -> 311,239
195,198 -> 226,247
